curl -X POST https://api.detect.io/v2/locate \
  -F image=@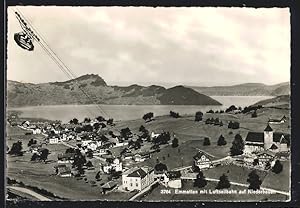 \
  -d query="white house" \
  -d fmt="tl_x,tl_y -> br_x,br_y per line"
193,151 -> 213,170
31,128 -> 42,135
49,136 -> 59,144
82,139 -> 93,147
122,166 -> 154,191
102,158 -> 123,173
151,132 -> 160,139
57,153 -> 75,164
55,164 -> 72,177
